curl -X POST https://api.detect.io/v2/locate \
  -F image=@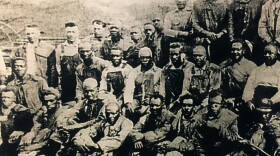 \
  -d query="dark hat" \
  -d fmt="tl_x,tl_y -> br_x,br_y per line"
65,21 -> 78,28
170,42 -> 183,49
